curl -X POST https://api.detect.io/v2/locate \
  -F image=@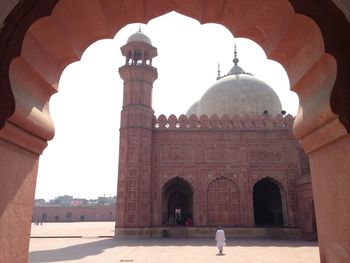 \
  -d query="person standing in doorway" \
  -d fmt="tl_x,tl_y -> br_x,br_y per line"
175,207 -> 181,224
215,226 -> 226,255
